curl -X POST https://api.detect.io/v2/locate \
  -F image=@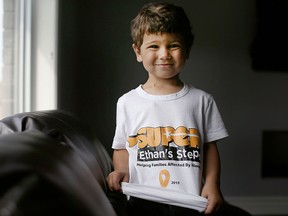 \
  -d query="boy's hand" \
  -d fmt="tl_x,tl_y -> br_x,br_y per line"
201,142 -> 223,214
107,149 -> 129,191
106,170 -> 129,191
201,182 -> 224,215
